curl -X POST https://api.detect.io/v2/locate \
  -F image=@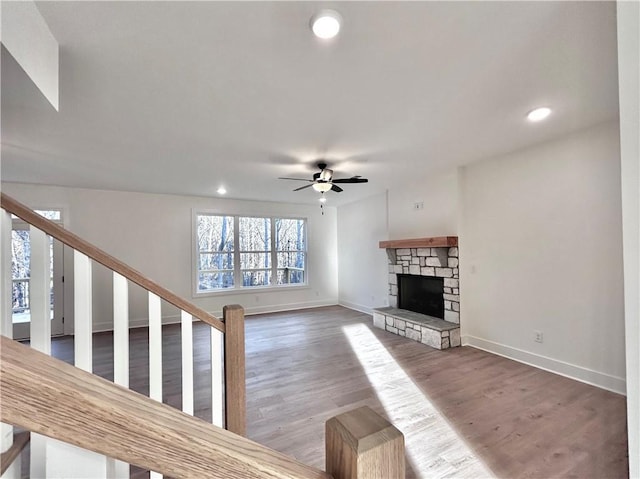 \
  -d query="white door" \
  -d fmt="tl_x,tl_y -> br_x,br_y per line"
12,210 -> 65,340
